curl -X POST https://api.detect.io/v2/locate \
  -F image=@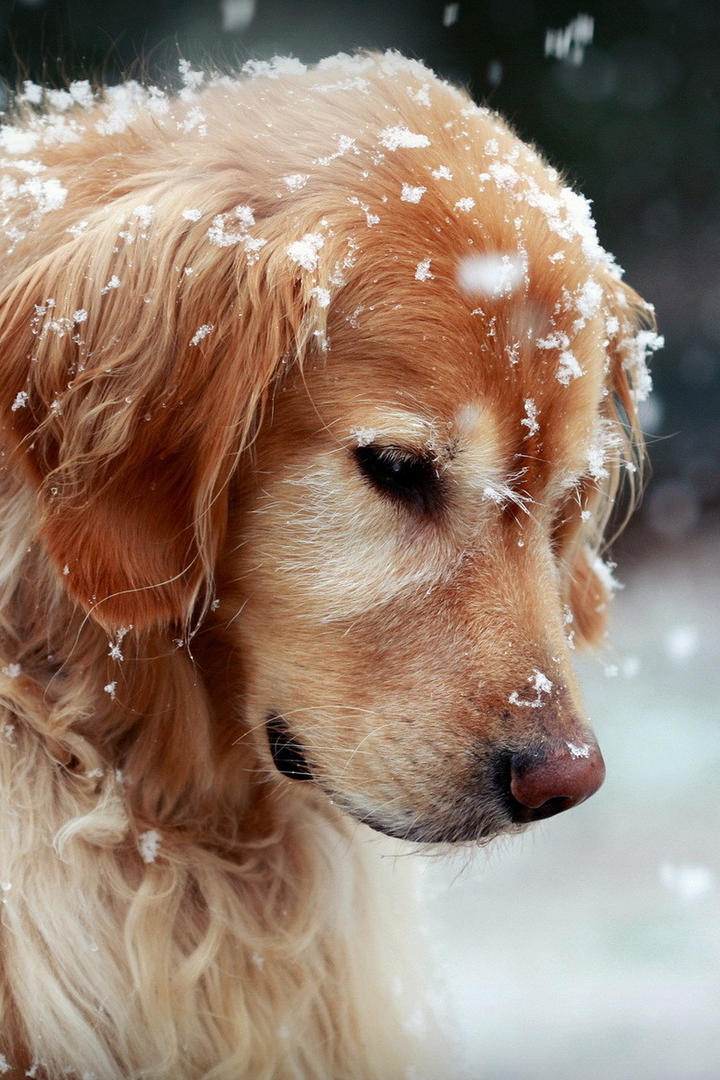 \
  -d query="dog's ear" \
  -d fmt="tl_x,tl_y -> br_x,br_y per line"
0,201 -> 316,630
567,544 -> 614,646
566,279 -> 659,646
